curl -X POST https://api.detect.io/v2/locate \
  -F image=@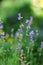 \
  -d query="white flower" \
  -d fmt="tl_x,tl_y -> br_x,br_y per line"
26,16 -> 33,25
